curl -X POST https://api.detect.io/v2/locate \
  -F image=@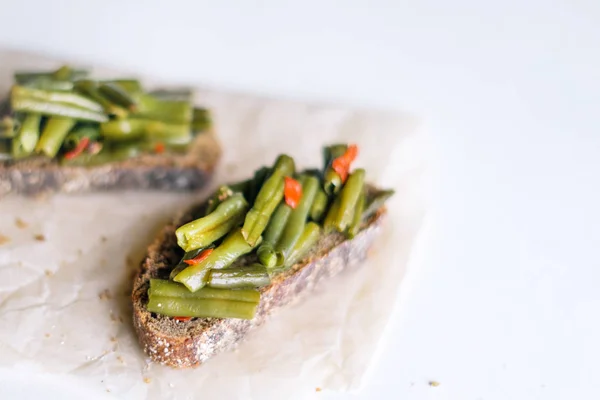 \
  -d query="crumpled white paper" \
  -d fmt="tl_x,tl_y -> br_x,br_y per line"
0,50 -> 428,400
